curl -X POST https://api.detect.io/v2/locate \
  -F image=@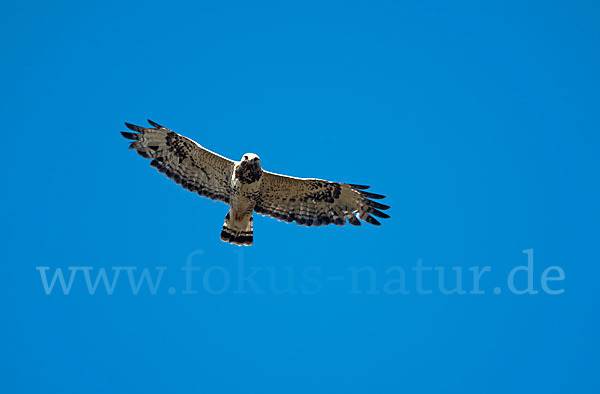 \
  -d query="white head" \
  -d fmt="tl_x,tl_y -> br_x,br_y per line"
241,153 -> 260,163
